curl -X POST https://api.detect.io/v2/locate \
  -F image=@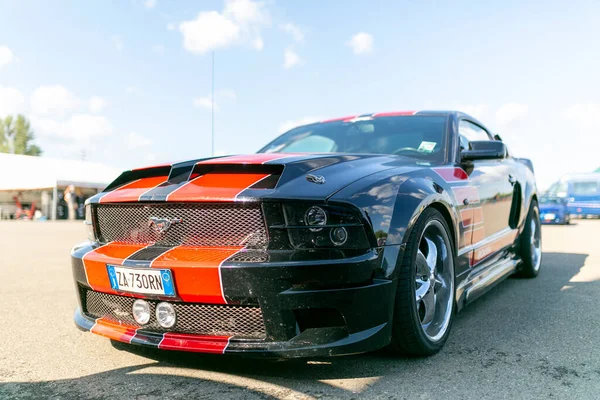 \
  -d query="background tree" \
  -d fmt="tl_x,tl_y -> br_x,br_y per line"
0,115 -> 42,156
